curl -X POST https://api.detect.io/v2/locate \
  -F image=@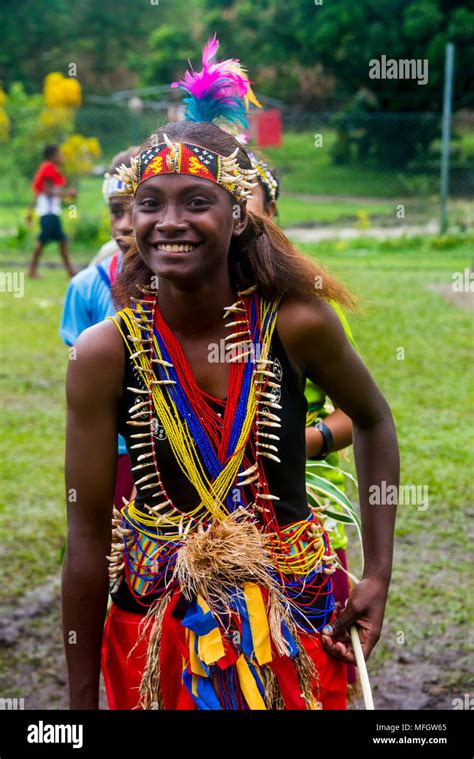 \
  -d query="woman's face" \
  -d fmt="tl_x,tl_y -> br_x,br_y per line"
246,181 -> 276,219
133,173 -> 246,283
109,196 -> 133,253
